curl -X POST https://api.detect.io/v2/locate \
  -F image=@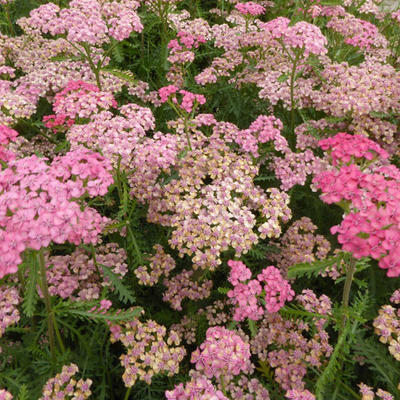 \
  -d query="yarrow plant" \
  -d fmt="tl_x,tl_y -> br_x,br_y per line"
1,0 -> 400,398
